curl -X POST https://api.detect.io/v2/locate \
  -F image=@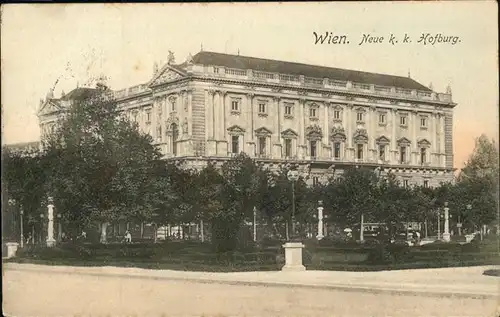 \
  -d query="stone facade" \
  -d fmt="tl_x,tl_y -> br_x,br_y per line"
38,51 -> 456,187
